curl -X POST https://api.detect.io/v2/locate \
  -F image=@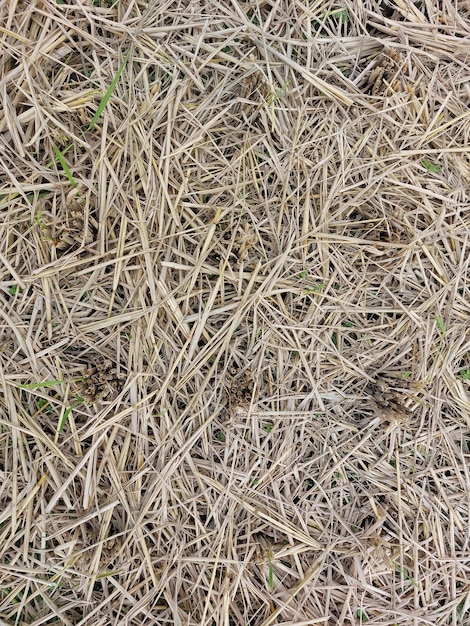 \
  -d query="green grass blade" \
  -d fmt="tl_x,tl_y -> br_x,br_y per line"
422,159 -> 441,173
461,368 -> 470,381
435,315 -> 445,337
19,377 -> 84,390
305,282 -> 326,294
52,145 -> 77,187
19,380 -> 65,389
87,51 -> 130,131
58,396 -> 84,433
46,141 -> 73,169
268,561 -> 274,590
58,406 -> 73,433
